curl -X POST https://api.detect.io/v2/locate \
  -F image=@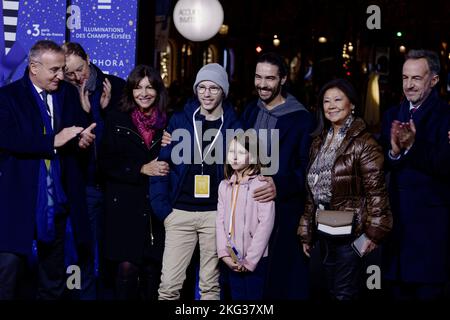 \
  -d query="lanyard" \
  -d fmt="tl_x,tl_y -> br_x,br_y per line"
192,107 -> 224,175
227,181 -> 240,238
